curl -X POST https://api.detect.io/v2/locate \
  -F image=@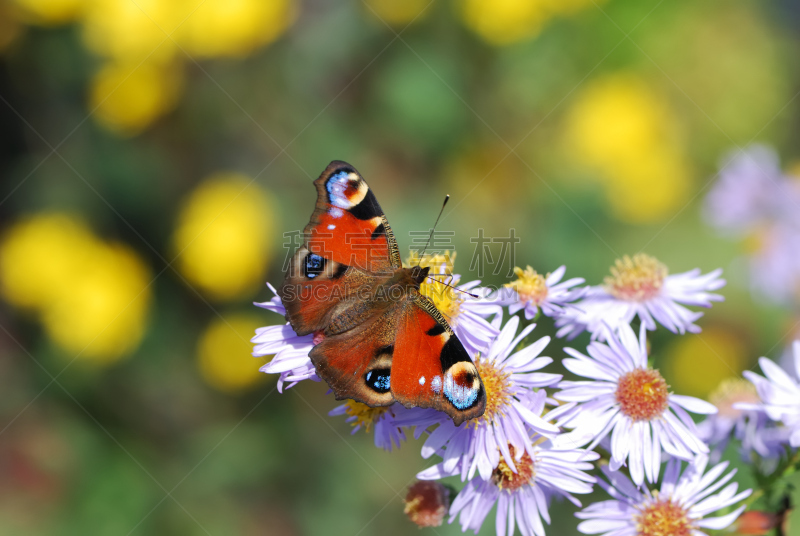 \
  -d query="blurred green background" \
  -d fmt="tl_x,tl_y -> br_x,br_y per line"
0,0 -> 798,534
